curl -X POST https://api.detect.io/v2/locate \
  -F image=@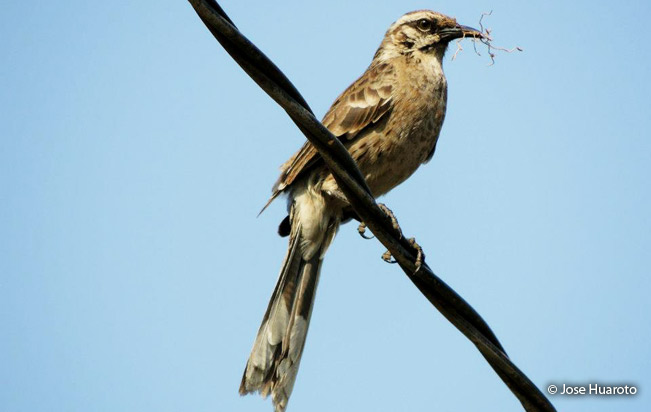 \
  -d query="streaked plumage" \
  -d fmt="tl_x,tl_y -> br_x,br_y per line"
240,10 -> 482,411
